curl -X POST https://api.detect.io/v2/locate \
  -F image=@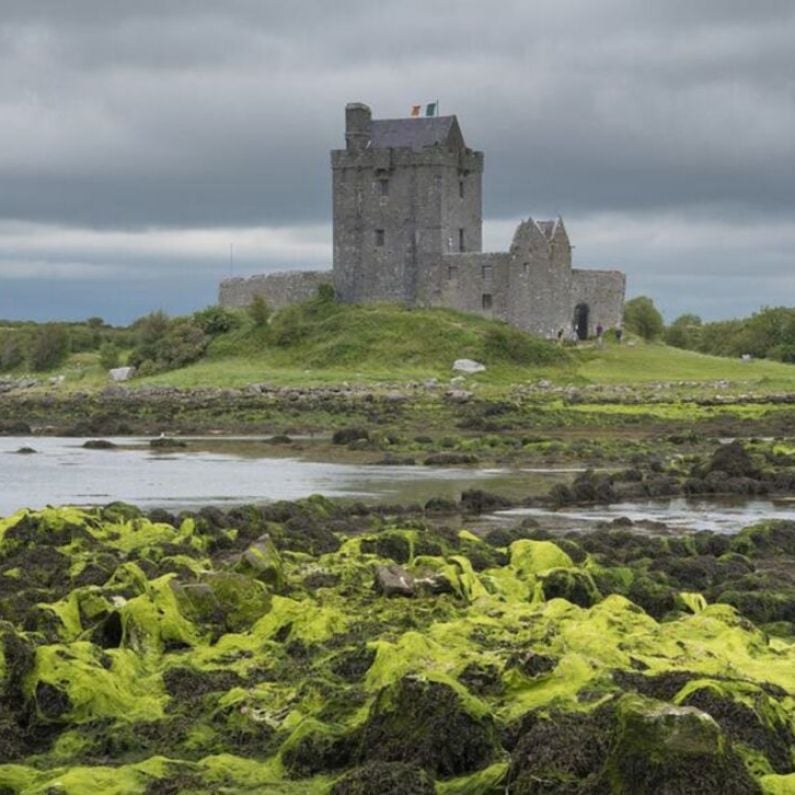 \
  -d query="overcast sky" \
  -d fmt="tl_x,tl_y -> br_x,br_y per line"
1,0 -> 794,324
